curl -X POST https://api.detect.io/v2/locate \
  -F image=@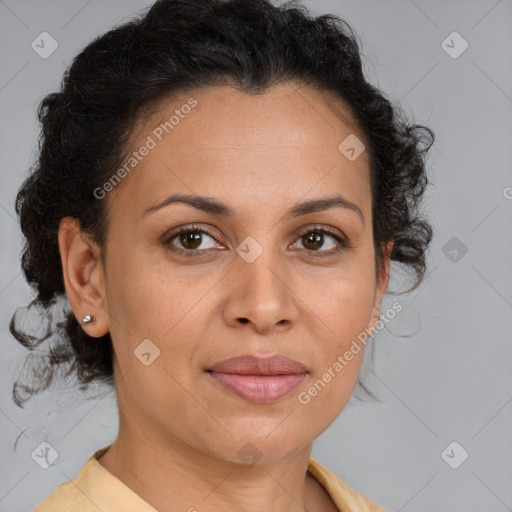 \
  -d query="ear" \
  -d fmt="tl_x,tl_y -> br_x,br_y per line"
58,216 -> 109,337
368,241 -> 394,333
